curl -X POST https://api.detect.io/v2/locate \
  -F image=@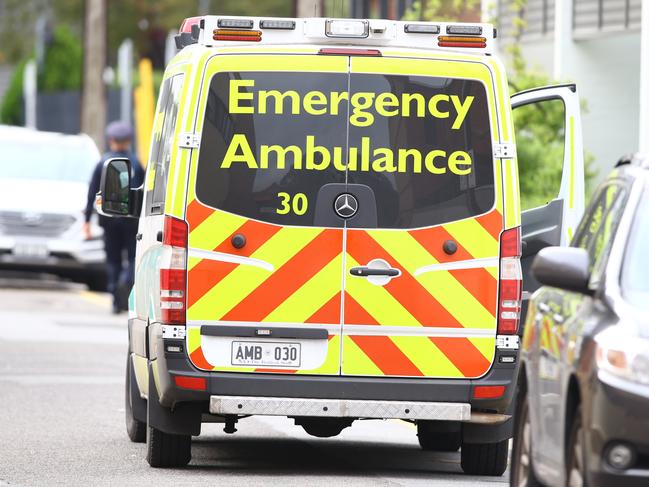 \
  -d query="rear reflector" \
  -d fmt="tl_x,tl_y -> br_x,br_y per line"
174,376 -> 207,391
473,385 -> 505,399
214,29 -> 262,42
318,48 -> 382,56
498,227 -> 522,335
438,36 -> 487,48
